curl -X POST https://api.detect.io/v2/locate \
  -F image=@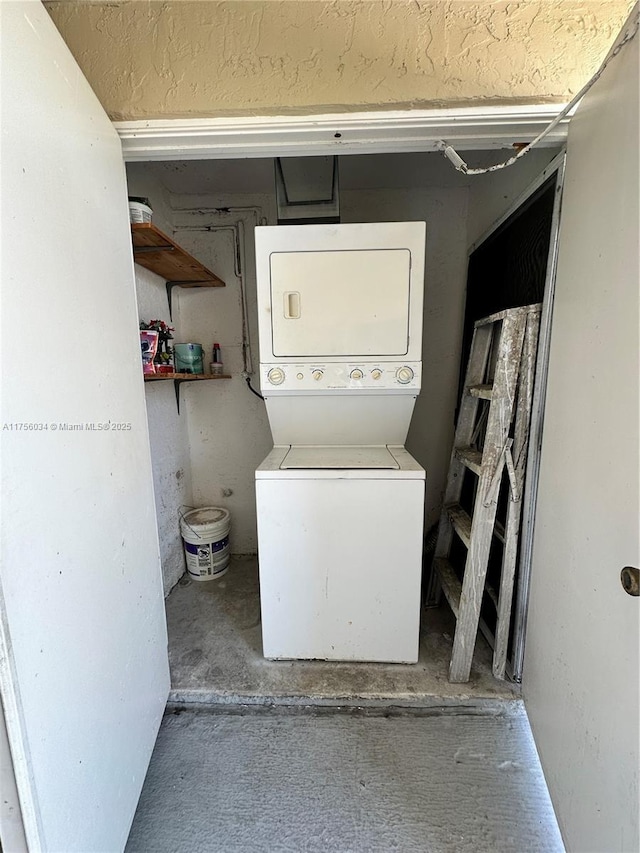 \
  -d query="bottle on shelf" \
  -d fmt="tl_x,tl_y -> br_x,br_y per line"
211,342 -> 223,375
